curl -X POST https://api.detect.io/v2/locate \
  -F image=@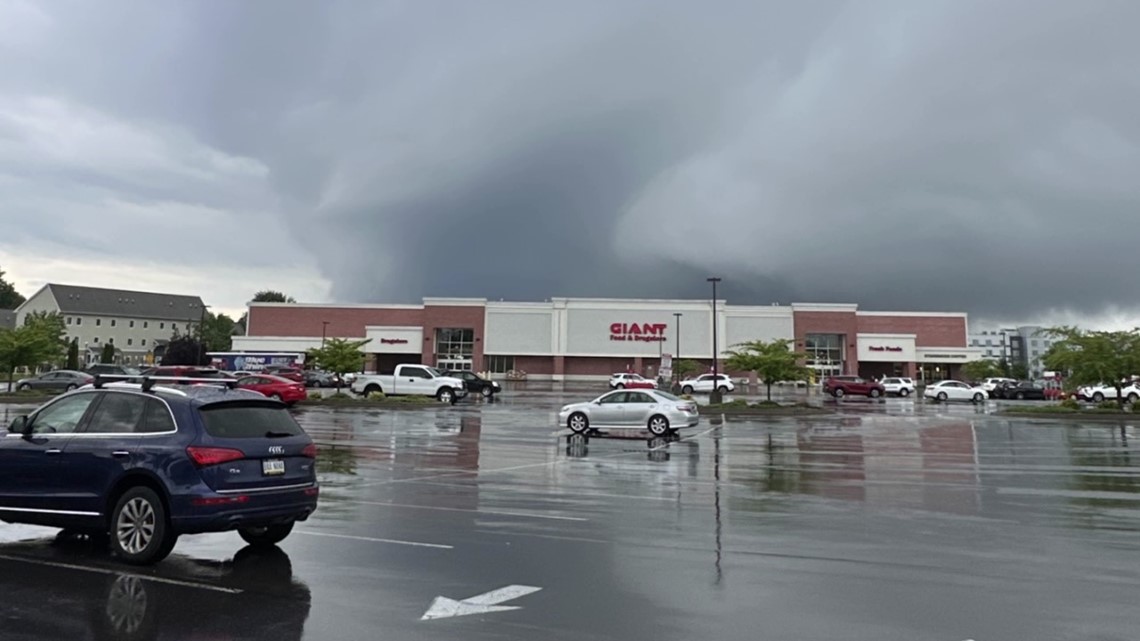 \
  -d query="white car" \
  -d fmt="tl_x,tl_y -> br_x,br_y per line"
608,373 -> 658,389
559,389 -> 700,436
679,374 -> 735,395
1083,383 -> 1140,403
880,377 -> 917,397
981,377 -> 1017,398
924,380 -> 987,403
